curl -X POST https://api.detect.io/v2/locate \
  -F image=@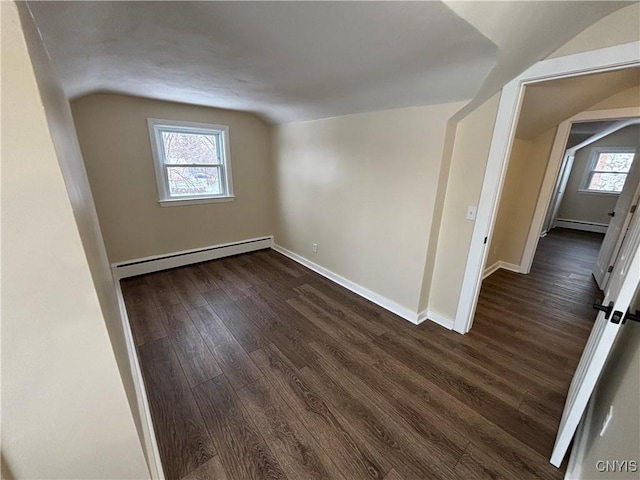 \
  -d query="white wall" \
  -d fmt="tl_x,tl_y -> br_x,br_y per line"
559,125 -> 640,226
273,102 -> 463,315
72,94 -> 274,263
2,2 -> 149,478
